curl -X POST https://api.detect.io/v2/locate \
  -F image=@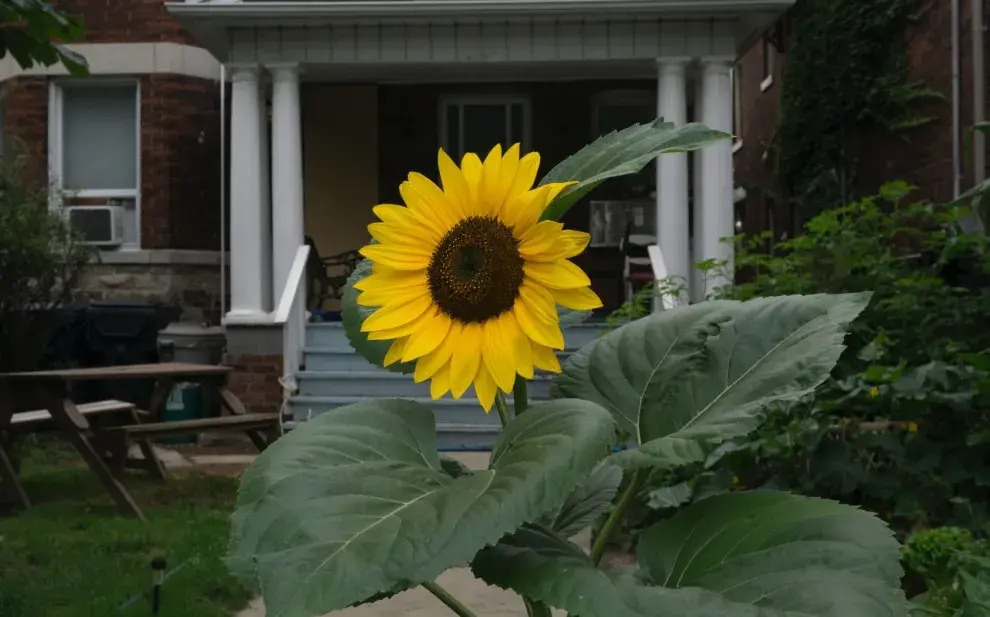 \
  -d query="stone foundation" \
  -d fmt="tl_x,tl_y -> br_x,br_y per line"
75,250 -> 225,323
